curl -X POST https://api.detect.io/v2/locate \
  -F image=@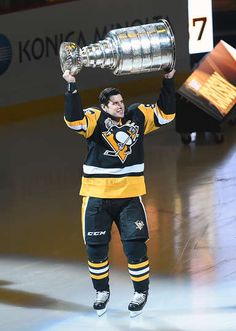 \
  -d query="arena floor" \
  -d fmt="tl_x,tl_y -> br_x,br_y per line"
0,110 -> 236,331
